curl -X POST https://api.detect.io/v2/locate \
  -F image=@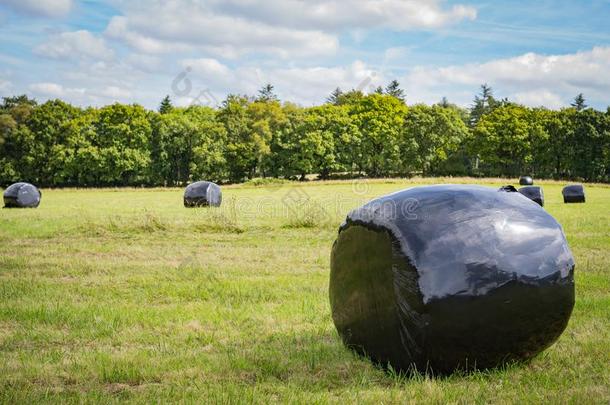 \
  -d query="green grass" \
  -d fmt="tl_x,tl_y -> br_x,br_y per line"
0,178 -> 609,403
